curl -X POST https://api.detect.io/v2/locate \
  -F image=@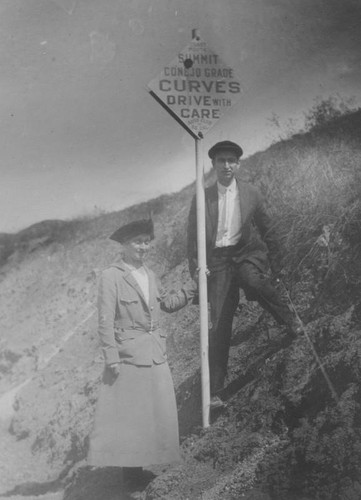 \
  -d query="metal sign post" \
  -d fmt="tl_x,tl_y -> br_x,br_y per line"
194,134 -> 210,428
147,29 -> 242,428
